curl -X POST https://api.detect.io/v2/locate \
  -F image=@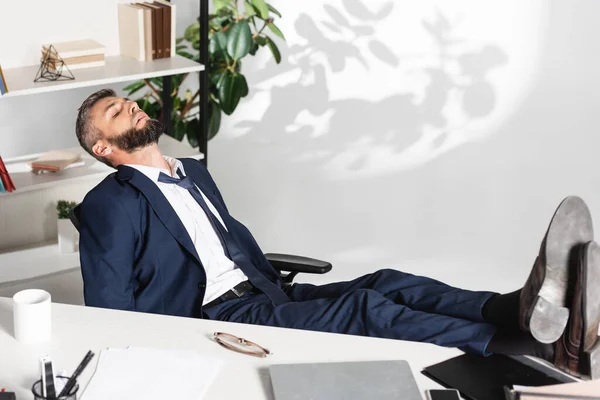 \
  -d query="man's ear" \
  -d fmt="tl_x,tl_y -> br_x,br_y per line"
92,141 -> 113,158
